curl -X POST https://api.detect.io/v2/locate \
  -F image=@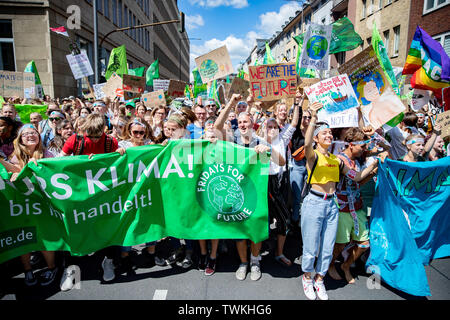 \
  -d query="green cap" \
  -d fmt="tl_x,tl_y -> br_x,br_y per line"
125,101 -> 136,108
